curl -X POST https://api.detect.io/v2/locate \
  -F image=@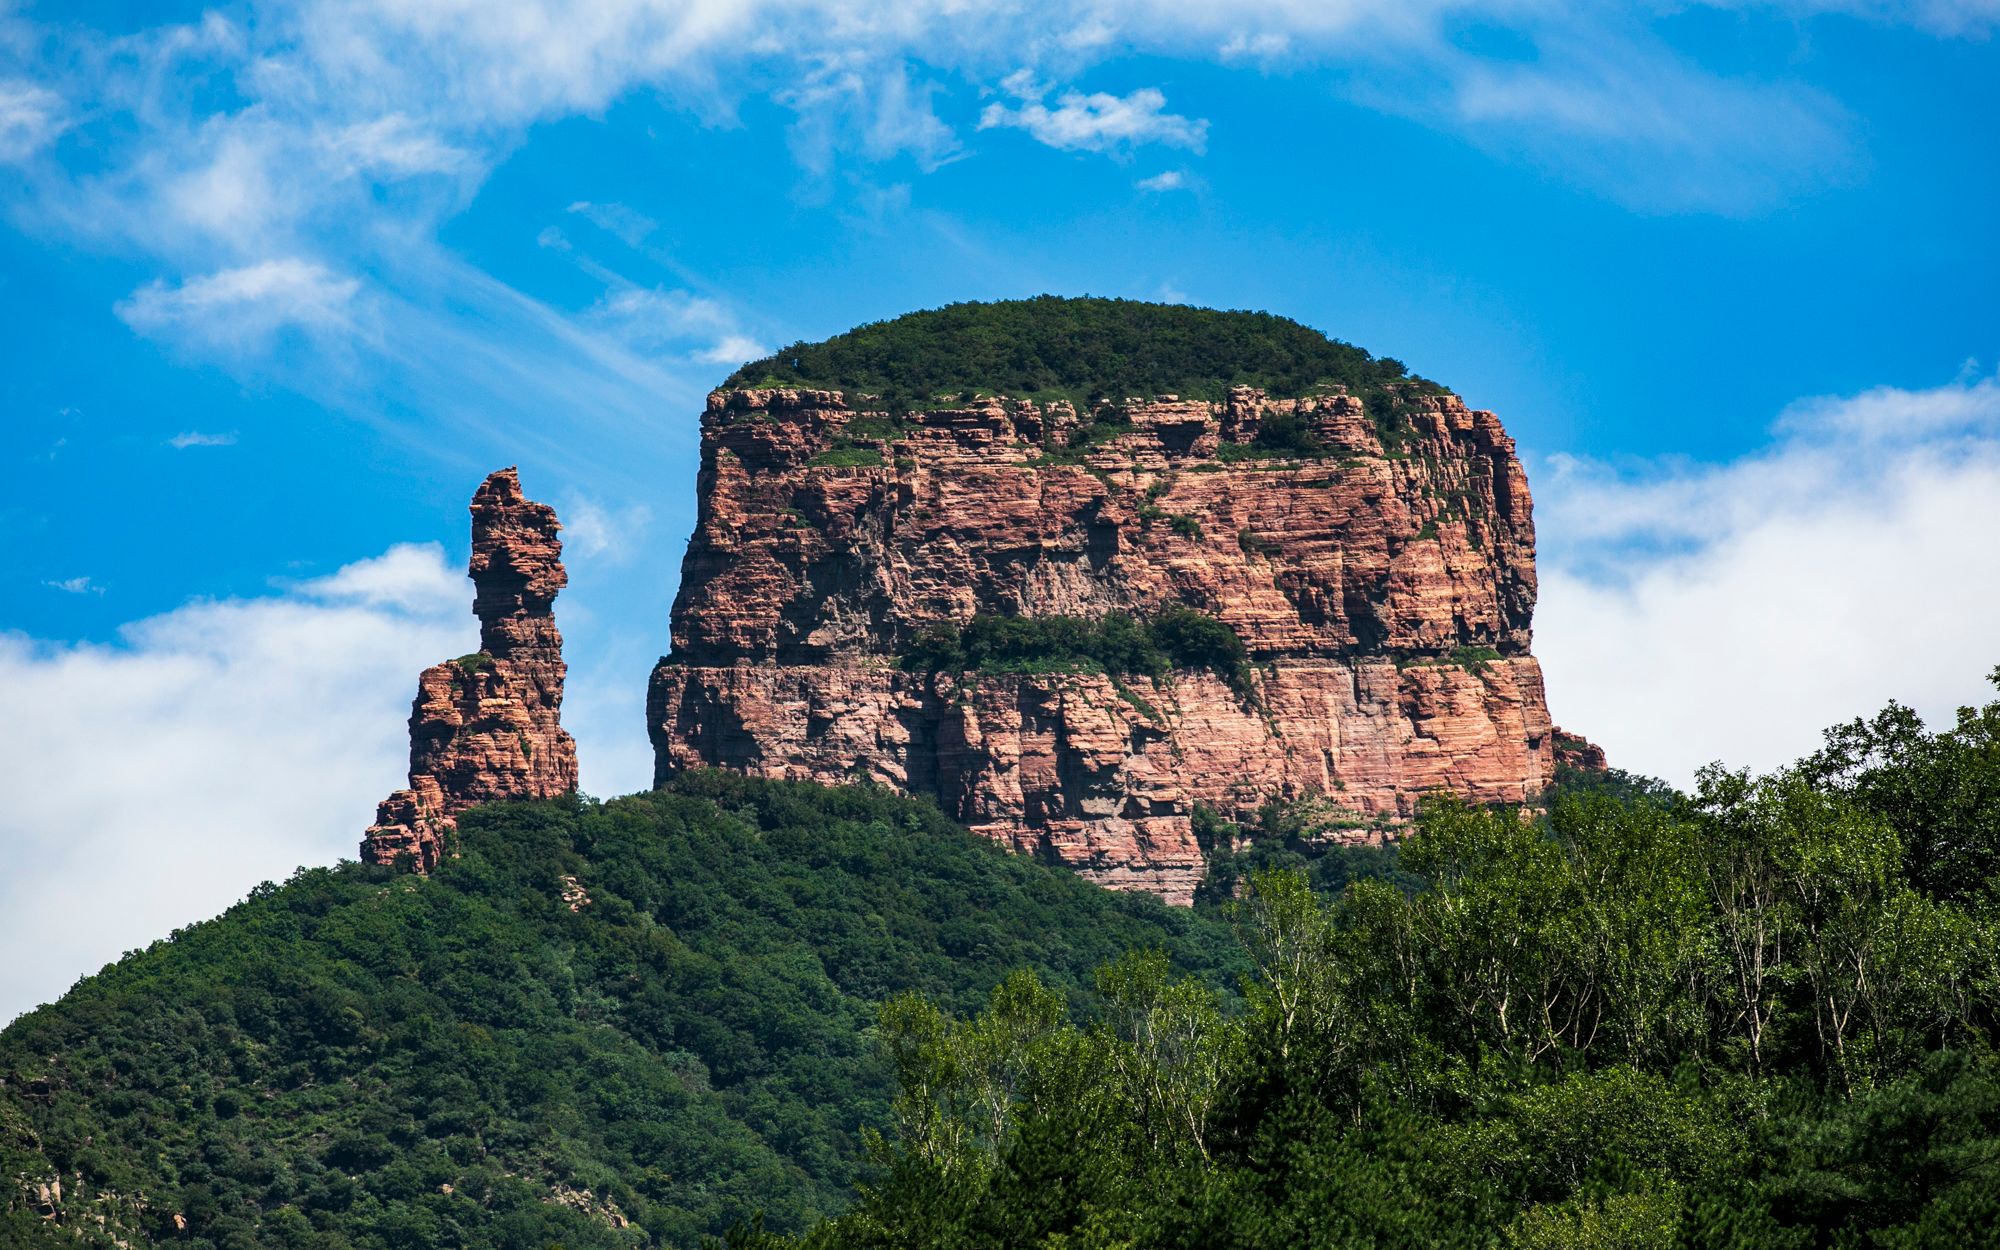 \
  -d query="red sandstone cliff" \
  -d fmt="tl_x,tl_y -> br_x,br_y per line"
362,468 -> 579,870
648,383 -> 1557,903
